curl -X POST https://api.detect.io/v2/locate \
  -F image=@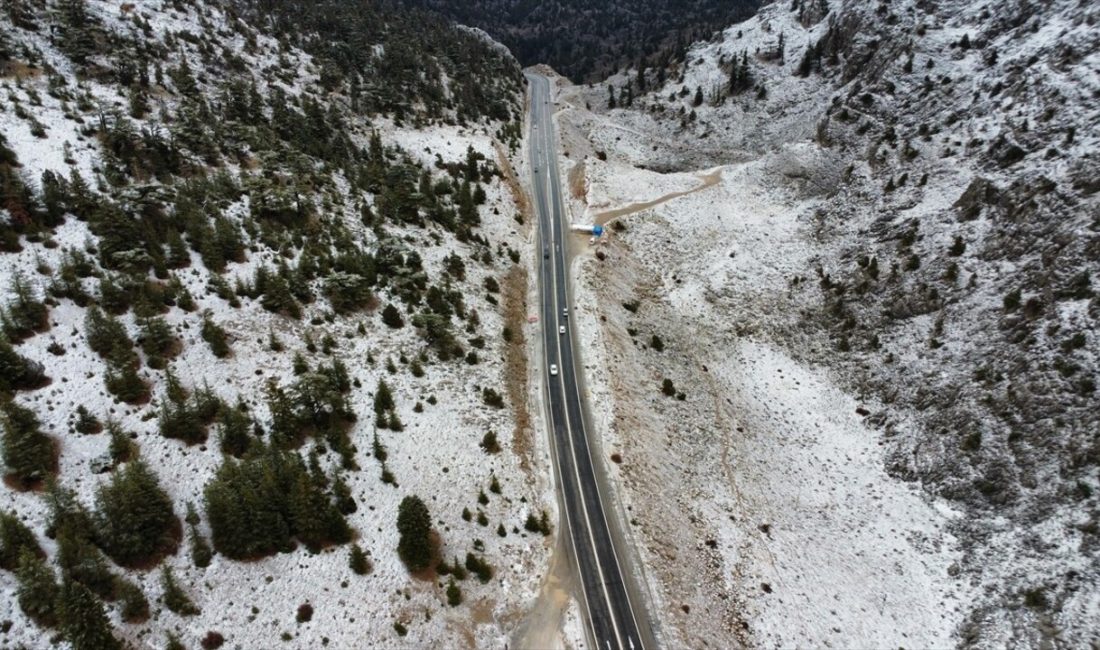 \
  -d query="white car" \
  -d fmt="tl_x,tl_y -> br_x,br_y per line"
559,325 -> 566,335
562,307 -> 568,318
550,364 -> 559,376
